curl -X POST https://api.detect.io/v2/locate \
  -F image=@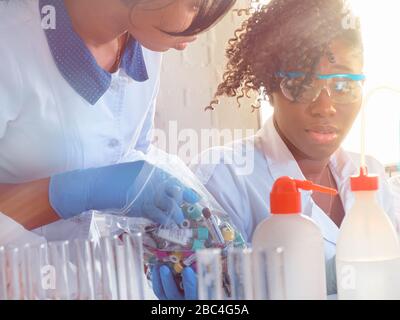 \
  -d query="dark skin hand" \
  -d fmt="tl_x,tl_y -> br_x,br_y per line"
271,39 -> 364,227
0,179 -> 59,230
